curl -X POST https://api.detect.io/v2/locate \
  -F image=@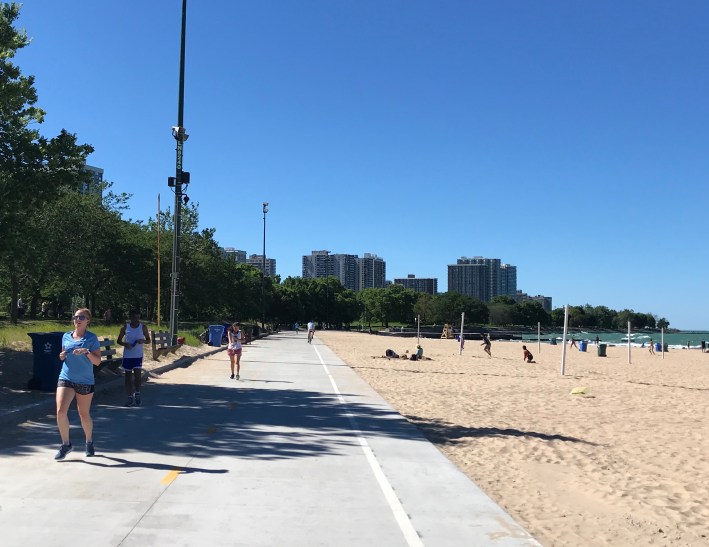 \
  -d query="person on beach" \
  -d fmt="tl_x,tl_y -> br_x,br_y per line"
649,338 -> 655,355
570,336 -> 578,349
227,322 -> 243,379
481,334 -> 492,358
55,308 -> 102,460
117,309 -> 151,407
595,335 -> 600,345
307,320 -> 315,343
384,349 -> 400,359
522,345 -> 535,363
